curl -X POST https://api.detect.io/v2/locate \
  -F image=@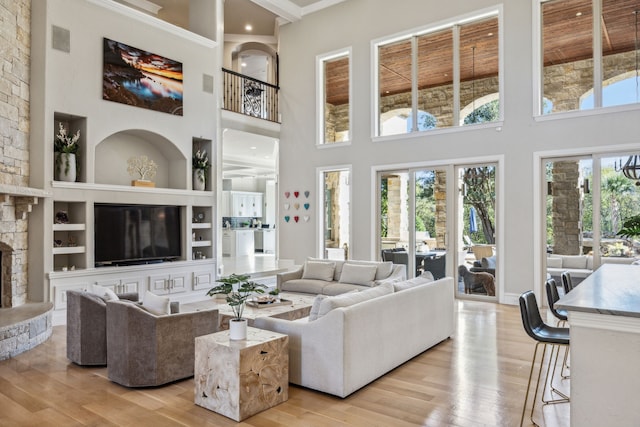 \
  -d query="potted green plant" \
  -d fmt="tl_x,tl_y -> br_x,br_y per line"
268,288 -> 281,302
207,274 -> 266,340
192,147 -> 210,191
618,214 -> 640,239
54,122 -> 80,182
